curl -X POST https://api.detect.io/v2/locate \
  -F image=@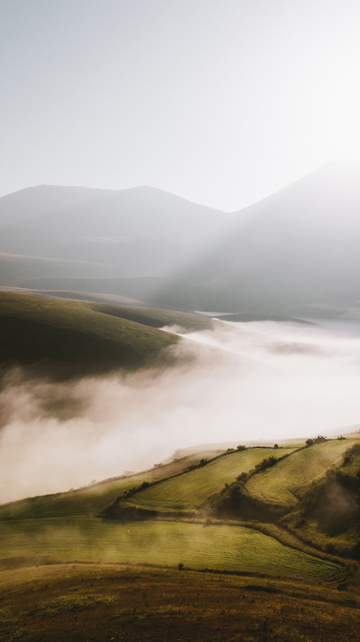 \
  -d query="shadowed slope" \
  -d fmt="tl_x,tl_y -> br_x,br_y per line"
0,292 -> 179,377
